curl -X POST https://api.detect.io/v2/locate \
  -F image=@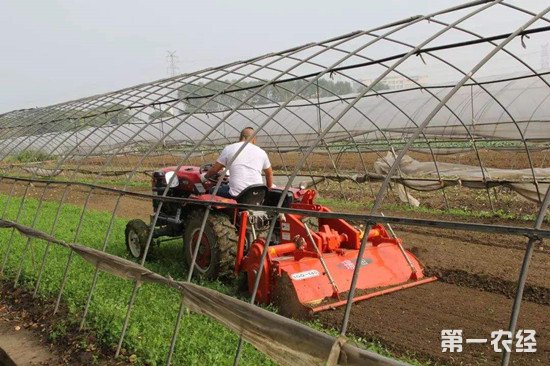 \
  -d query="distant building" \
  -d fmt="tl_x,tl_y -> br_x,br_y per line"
363,75 -> 428,90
